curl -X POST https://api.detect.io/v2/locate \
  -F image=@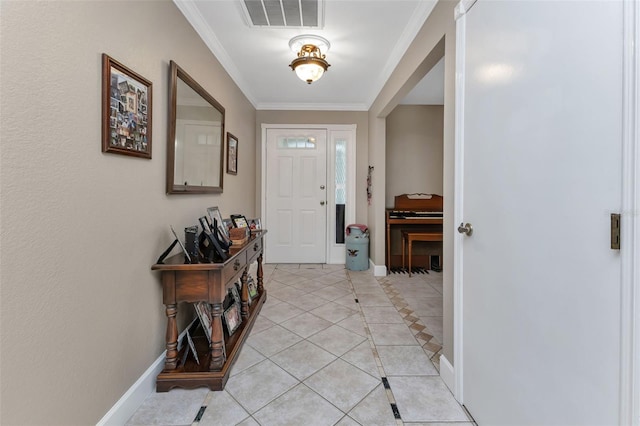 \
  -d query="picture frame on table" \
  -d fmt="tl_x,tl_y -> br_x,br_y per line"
199,215 -> 214,233
226,132 -> 238,175
207,206 -> 231,241
231,214 -> 248,228
101,54 -> 152,159
223,304 -> 241,336
247,218 -> 262,232
170,225 -> 191,263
